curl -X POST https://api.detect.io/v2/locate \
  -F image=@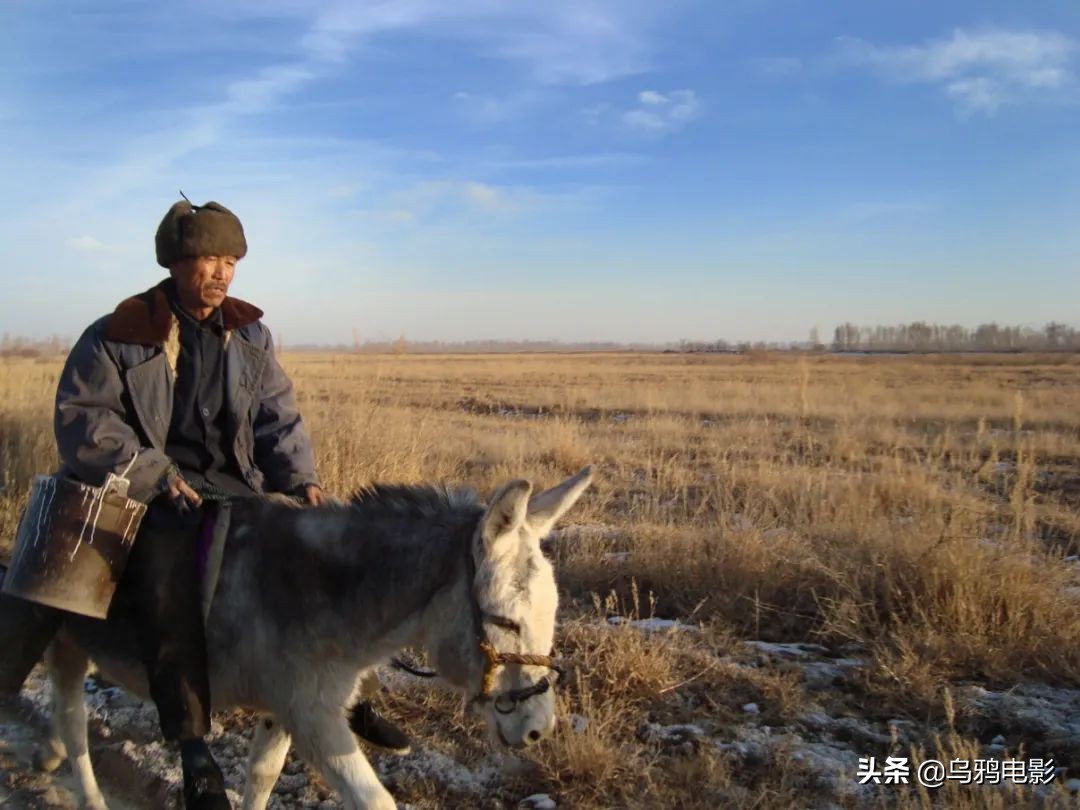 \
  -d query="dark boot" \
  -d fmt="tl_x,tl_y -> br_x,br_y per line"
180,739 -> 231,810
347,700 -> 412,754
0,586 -> 63,695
